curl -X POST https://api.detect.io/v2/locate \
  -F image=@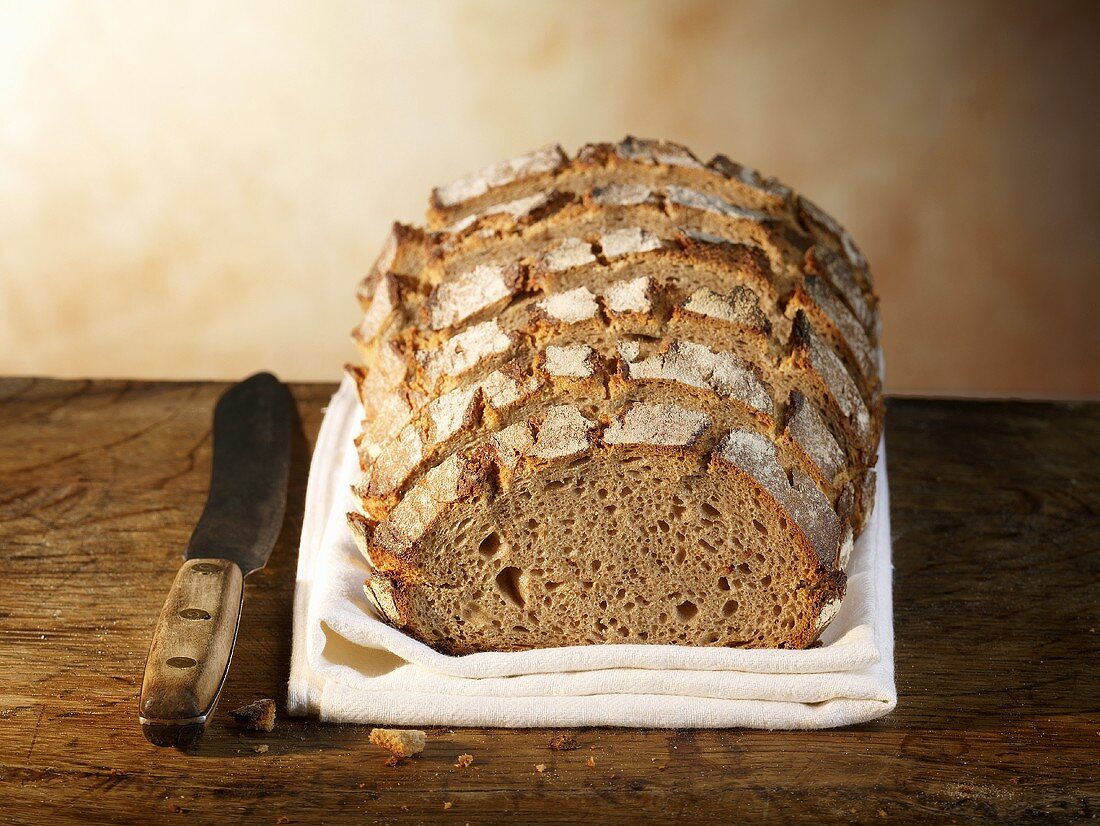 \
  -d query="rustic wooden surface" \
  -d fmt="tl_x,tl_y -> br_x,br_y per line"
0,378 -> 1097,824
